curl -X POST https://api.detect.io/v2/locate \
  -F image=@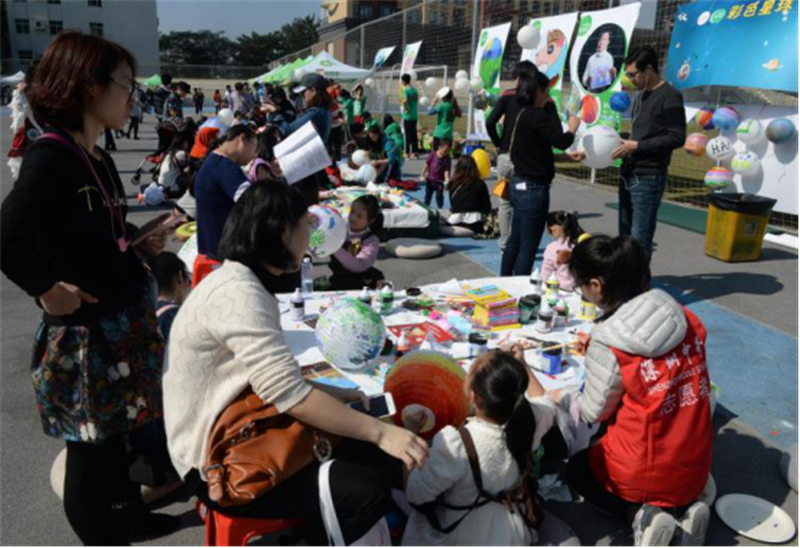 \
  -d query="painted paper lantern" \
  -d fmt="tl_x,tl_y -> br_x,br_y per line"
736,119 -> 766,146
711,106 -> 739,131
455,70 -> 469,81
455,77 -> 471,92
419,96 -> 430,106
356,164 -> 378,185
731,151 -> 761,176
308,205 -> 347,259
352,149 -> 371,167
609,92 -> 631,113
471,148 -> 491,179
364,78 -> 375,88
579,95 -> 600,124
385,351 -> 469,440
684,132 -> 709,156
706,135 -> 735,161
425,77 -> 438,89
315,298 -> 386,373
581,125 -> 621,169
766,118 -> 797,144
517,25 -> 541,50
695,106 -> 716,130
704,166 -> 734,188
217,108 -> 235,128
